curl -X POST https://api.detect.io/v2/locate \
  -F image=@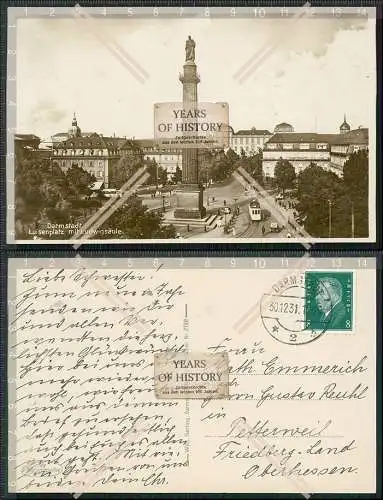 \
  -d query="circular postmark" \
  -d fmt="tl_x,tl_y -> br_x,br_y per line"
260,273 -> 331,345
